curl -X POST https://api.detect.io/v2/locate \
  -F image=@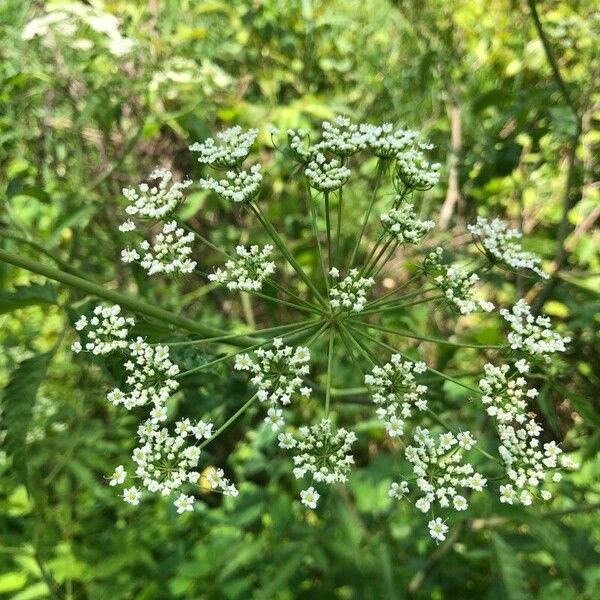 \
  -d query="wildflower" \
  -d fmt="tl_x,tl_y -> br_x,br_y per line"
200,164 -> 262,203
190,126 -> 258,168
329,268 -> 374,313
123,486 -> 141,505
122,168 -> 192,221
73,305 -> 134,355
109,465 -> 126,486
264,407 -> 285,431
234,339 -> 311,408
359,123 -> 420,159
468,217 -> 549,279
501,299 -> 570,361
174,493 -> 195,514
428,517 -> 448,542
425,248 -> 494,314
277,432 -> 297,449
389,481 -> 409,499
305,153 -> 351,192
209,244 -> 276,291
290,418 -> 356,486
380,202 -> 435,245
318,116 -> 365,157
107,338 -> 179,410
405,427 -> 485,515
205,467 -> 238,496
395,148 -> 441,190
300,486 -> 320,509
136,221 -> 196,275
365,355 -> 428,436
